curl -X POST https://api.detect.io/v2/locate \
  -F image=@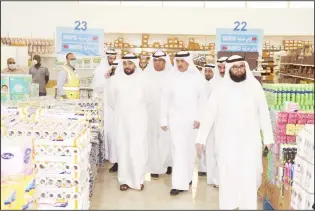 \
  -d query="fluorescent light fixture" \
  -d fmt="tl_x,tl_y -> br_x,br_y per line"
205,1 -> 245,8
162,1 -> 204,8
247,1 -> 288,8
289,1 -> 314,8
78,1 -> 121,6
121,1 -> 162,7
